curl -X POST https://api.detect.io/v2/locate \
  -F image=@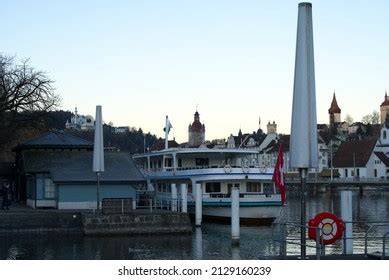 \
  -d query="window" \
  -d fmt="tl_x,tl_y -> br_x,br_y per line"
164,158 -> 172,167
263,183 -> 273,194
195,158 -> 209,167
345,169 -> 348,177
383,131 -> 387,139
178,159 -> 182,167
227,183 -> 233,194
374,169 -> 378,177
247,182 -> 262,192
44,178 -> 55,199
205,182 -> 221,193
356,169 -> 360,177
